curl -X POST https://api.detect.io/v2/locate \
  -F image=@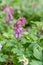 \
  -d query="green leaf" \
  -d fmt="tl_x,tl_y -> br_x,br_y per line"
30,60 -> 42,65
0,54 -> 8,62
33,46 -> 42,60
